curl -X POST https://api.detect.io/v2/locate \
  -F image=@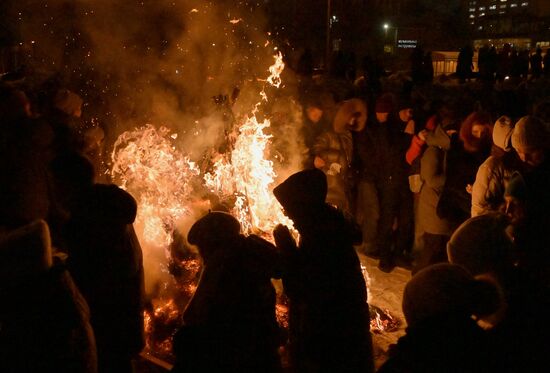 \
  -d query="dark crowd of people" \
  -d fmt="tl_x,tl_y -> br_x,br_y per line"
0,85 -> 144,372
1,44 -> 550,373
